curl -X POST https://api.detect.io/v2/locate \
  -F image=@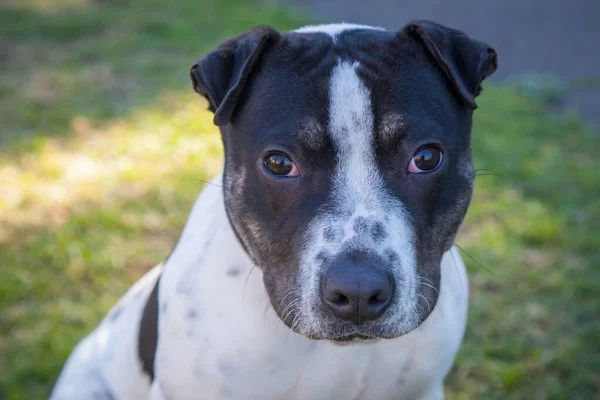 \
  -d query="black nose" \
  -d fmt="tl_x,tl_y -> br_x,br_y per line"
321,256 -> 394,324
